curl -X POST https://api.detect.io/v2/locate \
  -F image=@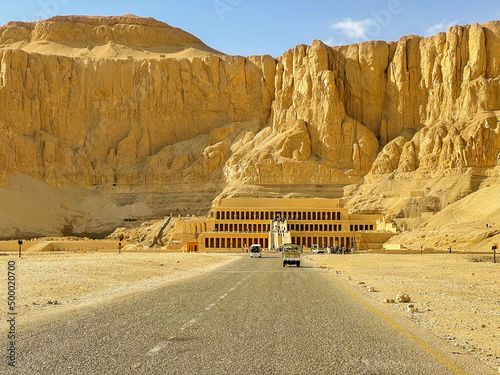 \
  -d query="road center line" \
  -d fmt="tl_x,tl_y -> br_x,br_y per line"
147,341 -> 170,355
147,275 -> 248,356
205,303 -> 216,311
179,318 -> 197,331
